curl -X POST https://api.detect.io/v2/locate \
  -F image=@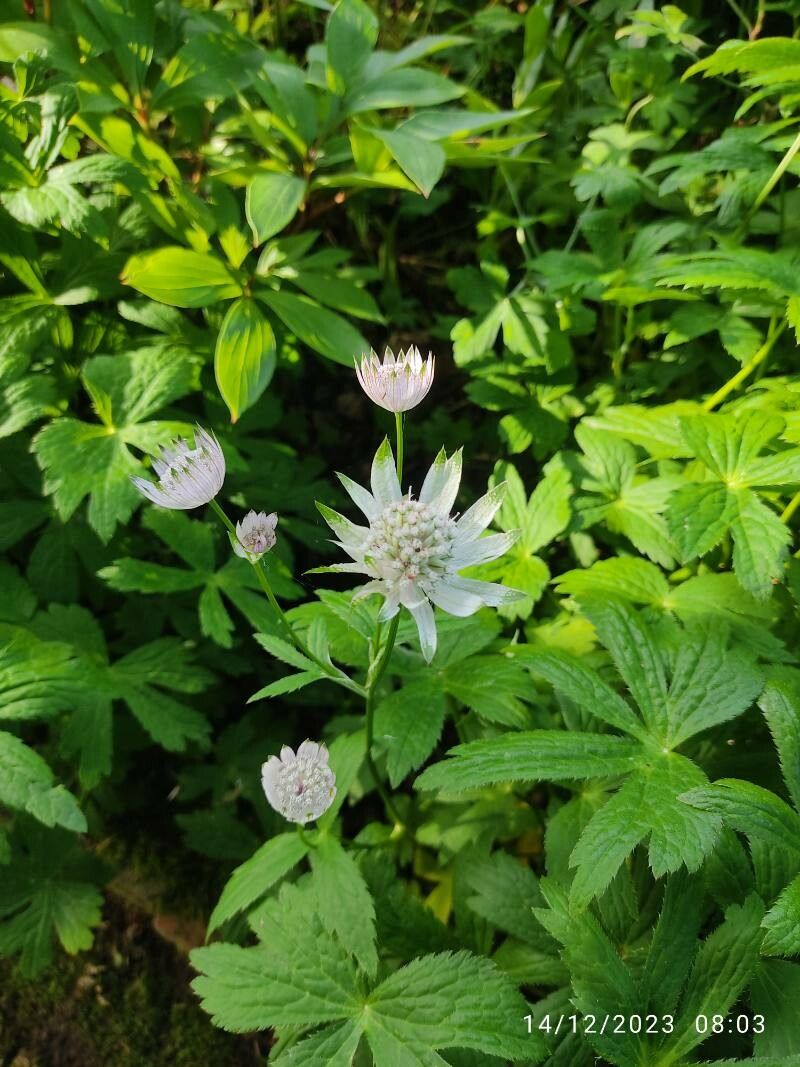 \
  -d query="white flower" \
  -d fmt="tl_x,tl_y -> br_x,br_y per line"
131,426 -> 225,510
319,439 -> 524,662
234,510 -> 277,562
261,740 -> 336,824
355,345 -> 434,413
